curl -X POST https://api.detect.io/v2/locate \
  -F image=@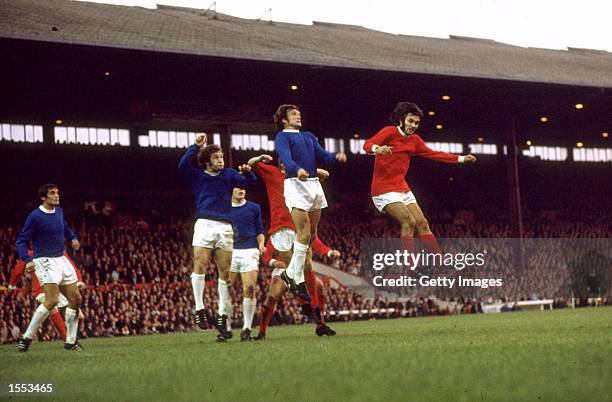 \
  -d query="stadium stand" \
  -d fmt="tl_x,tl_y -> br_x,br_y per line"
1,192 -> 609,343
